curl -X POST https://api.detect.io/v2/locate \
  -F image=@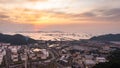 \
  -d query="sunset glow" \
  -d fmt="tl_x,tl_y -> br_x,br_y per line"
0,0 -> 120,33
0,0 -> 99,25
